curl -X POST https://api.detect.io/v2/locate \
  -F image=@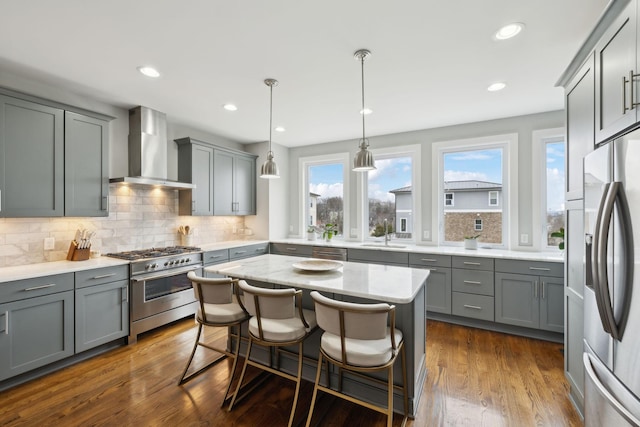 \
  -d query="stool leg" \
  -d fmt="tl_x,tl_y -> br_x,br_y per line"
305,352 -> 324,427
229,336 -> 254,412
221,325 -> 242,405
177,322 -> 203,385
400,344 -> 409,427
288,342 -> 304,427
387,364 -> 394,427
